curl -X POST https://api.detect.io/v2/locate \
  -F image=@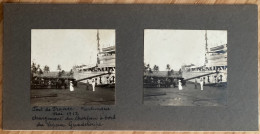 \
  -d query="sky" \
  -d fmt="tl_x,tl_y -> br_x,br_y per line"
144,29 -> 227,71
31,29 -> 115,71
